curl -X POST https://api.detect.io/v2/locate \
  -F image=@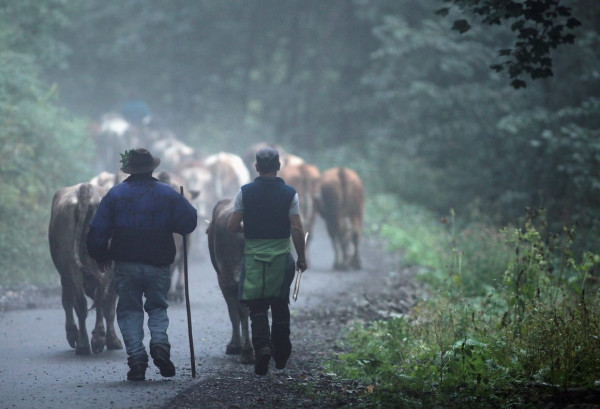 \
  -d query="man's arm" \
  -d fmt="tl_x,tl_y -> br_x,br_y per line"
228,211 -> 244,233
290,214 -> 307,272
